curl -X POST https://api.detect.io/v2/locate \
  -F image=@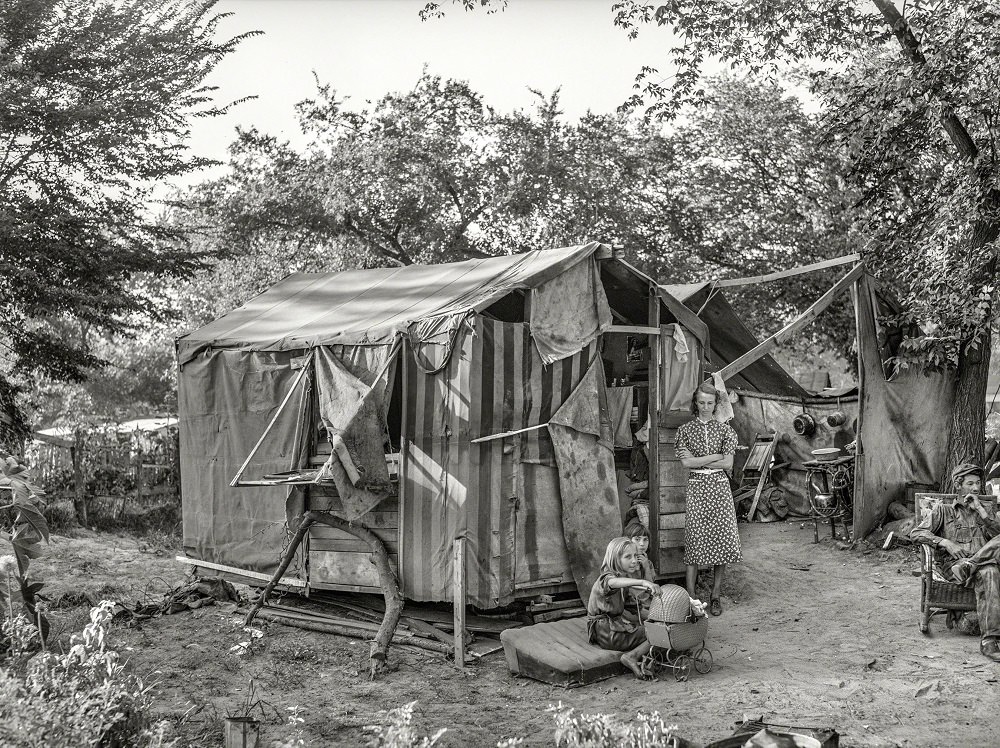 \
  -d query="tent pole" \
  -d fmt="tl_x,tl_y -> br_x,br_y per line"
648,285 -> 661,567
453,536 -> 467,669
713,253 -> 861,289
850,276 -> 866,538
